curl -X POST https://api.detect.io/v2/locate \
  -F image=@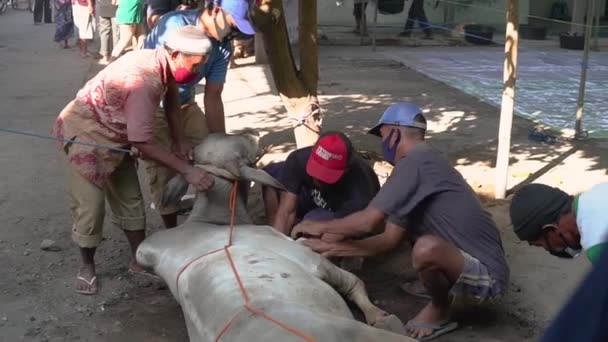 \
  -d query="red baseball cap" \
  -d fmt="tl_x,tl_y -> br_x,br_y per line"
306,132 -> 351,184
